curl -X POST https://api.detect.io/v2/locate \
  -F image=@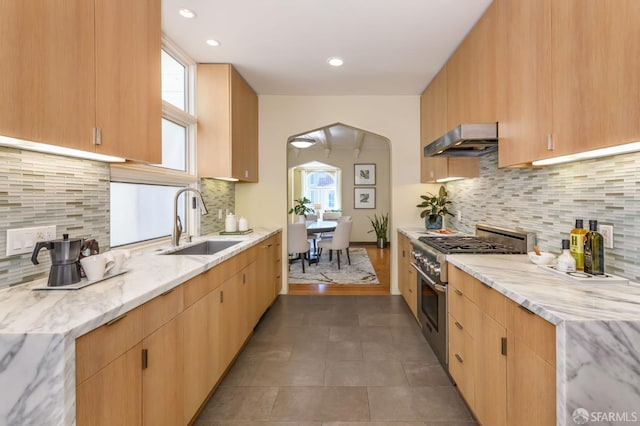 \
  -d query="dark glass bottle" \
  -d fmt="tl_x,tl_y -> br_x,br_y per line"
583,220 -> 604,275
